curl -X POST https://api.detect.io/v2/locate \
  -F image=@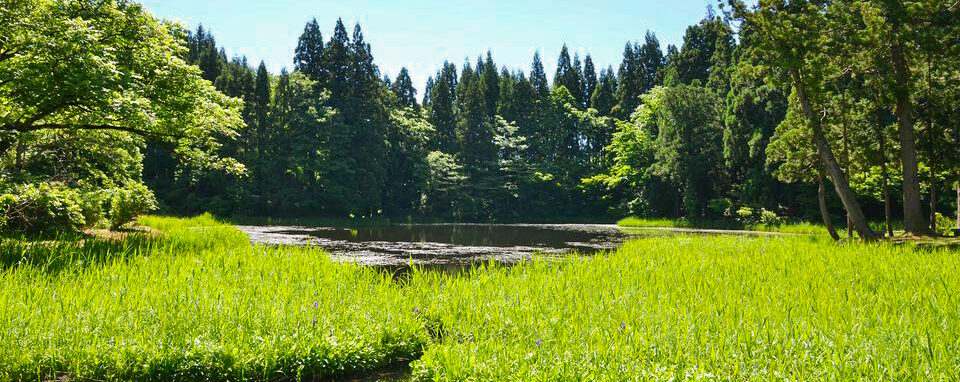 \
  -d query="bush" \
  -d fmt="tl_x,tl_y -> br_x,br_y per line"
934,212 -> 955,236
0,183 -> 86,233
735,206 -> 755,224
109,182 -> 157,229
79,190 -> 108,228
759,208 -> 784,227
